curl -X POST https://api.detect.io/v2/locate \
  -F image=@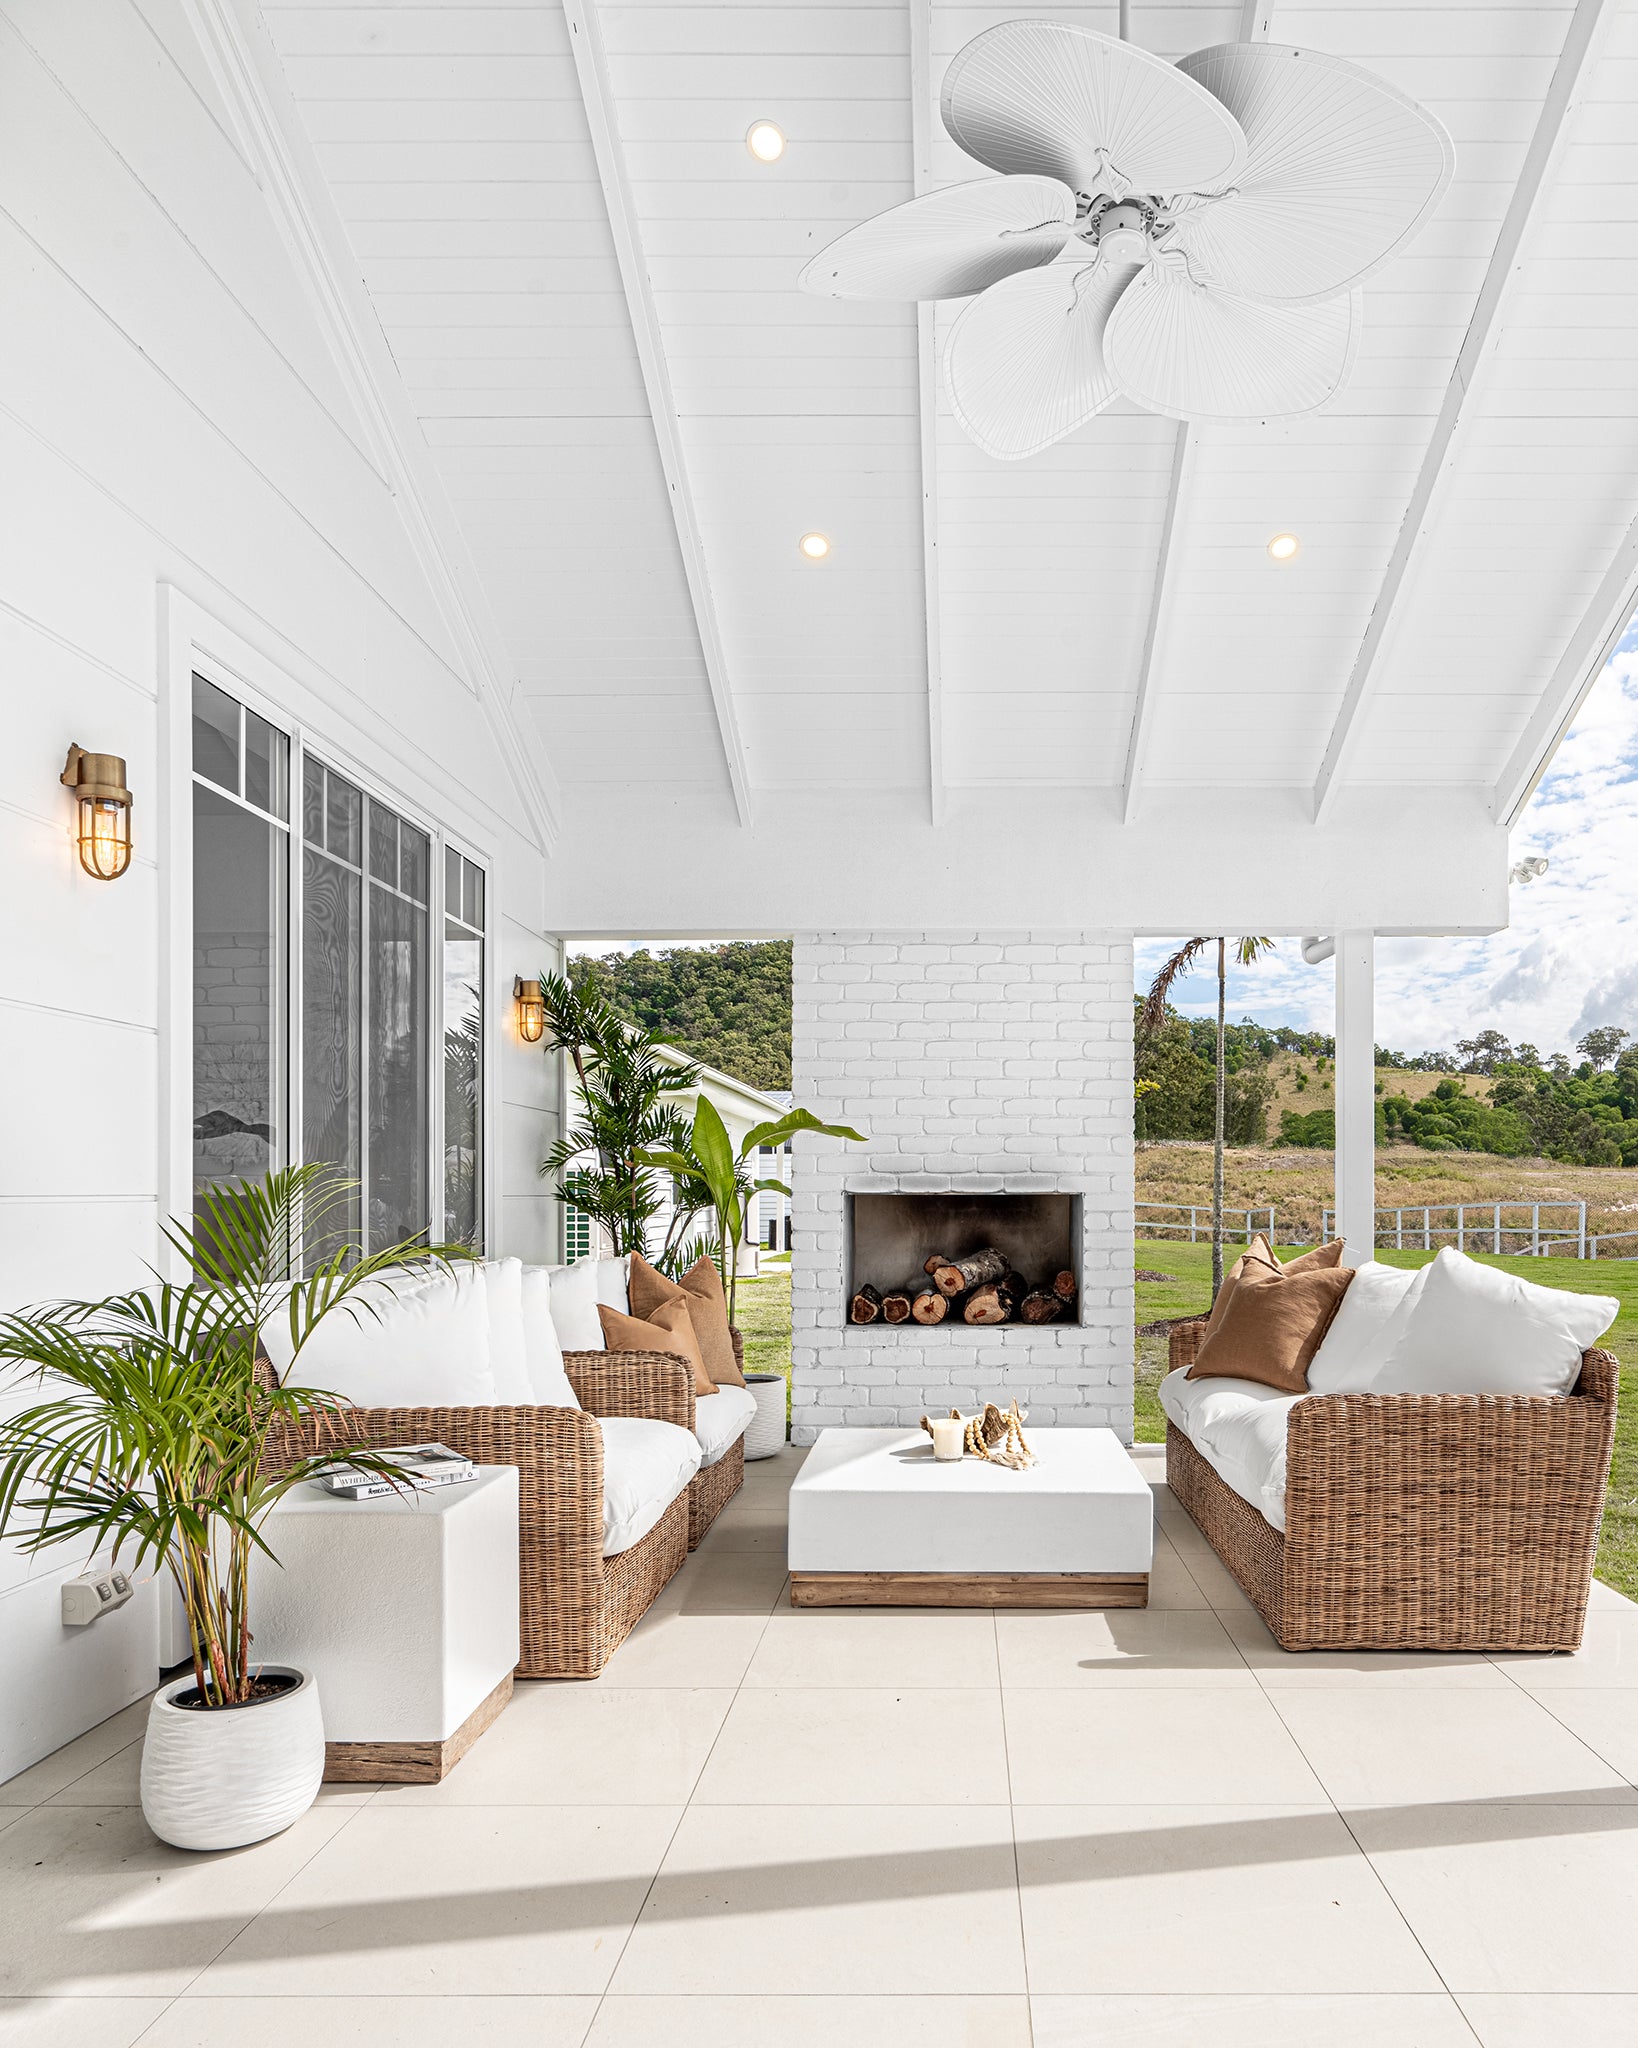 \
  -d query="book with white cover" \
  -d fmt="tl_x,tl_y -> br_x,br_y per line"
311,1442 -> 477,1502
